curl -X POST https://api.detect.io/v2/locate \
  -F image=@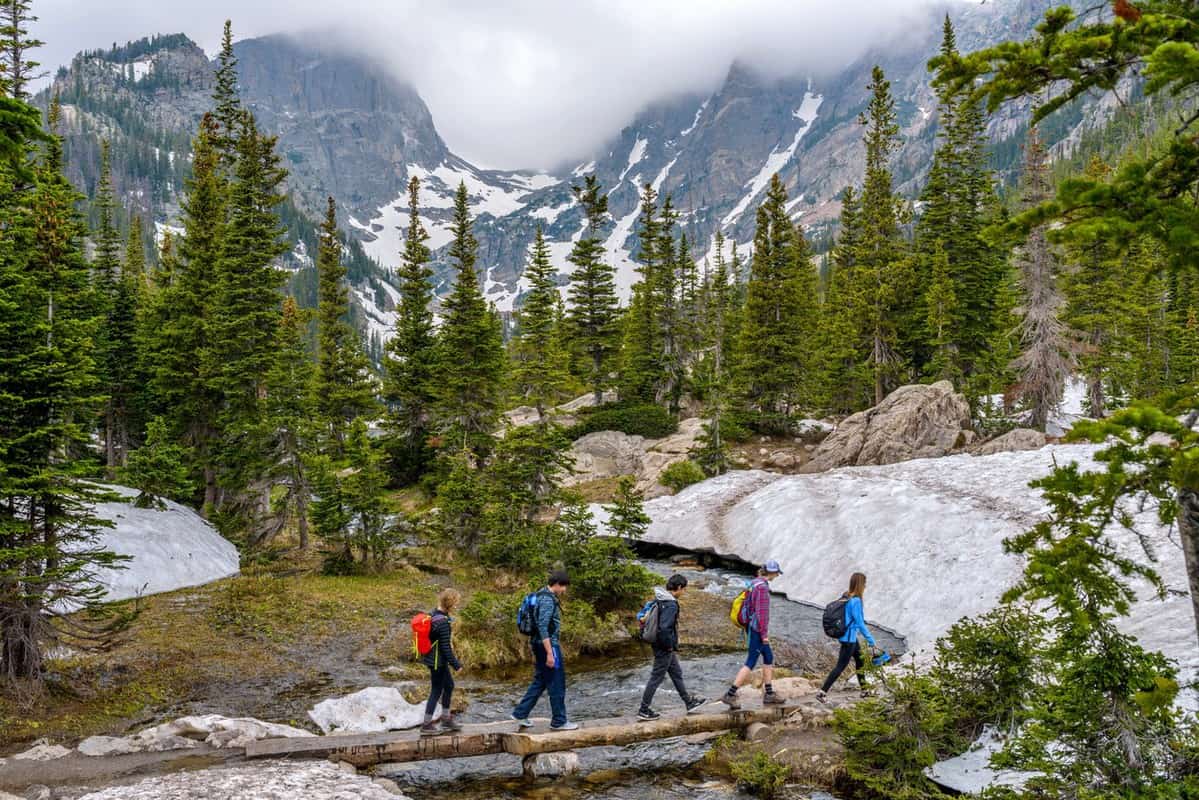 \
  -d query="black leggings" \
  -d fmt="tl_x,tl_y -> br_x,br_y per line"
821,641 -> 865,693
425,664 -> 455,715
